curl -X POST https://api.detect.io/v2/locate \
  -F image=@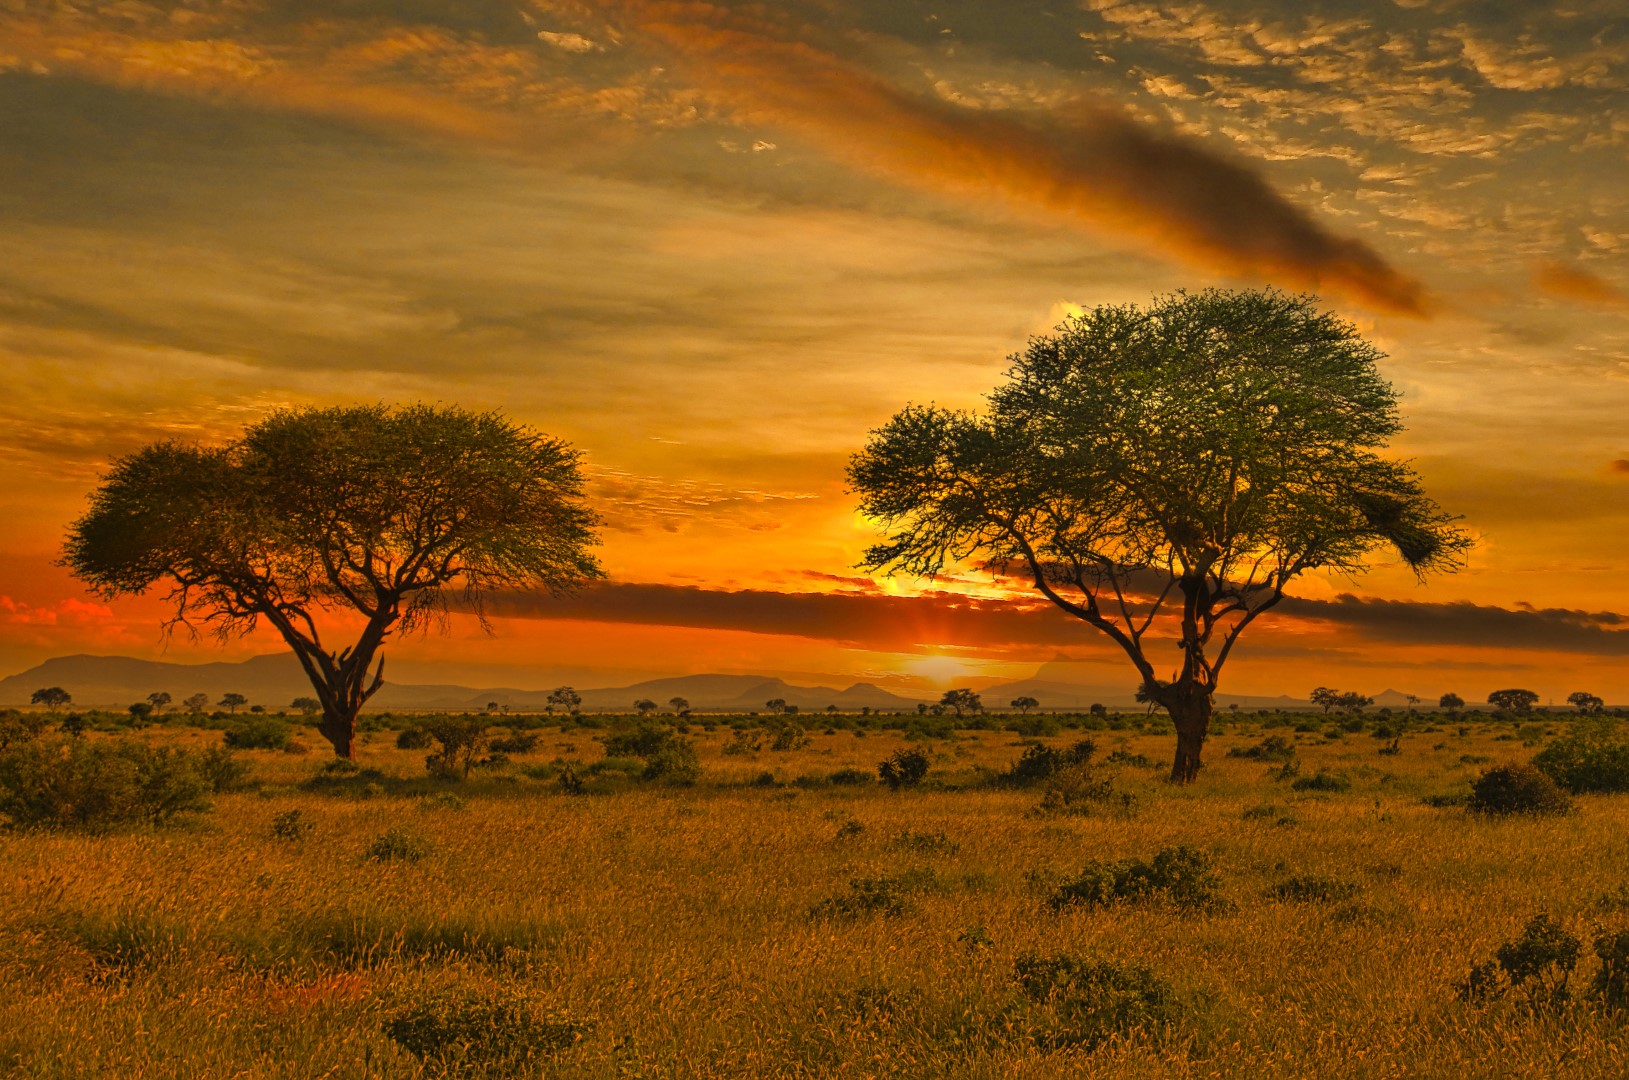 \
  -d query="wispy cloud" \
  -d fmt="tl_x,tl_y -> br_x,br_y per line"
1534,261 -> 1627,307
